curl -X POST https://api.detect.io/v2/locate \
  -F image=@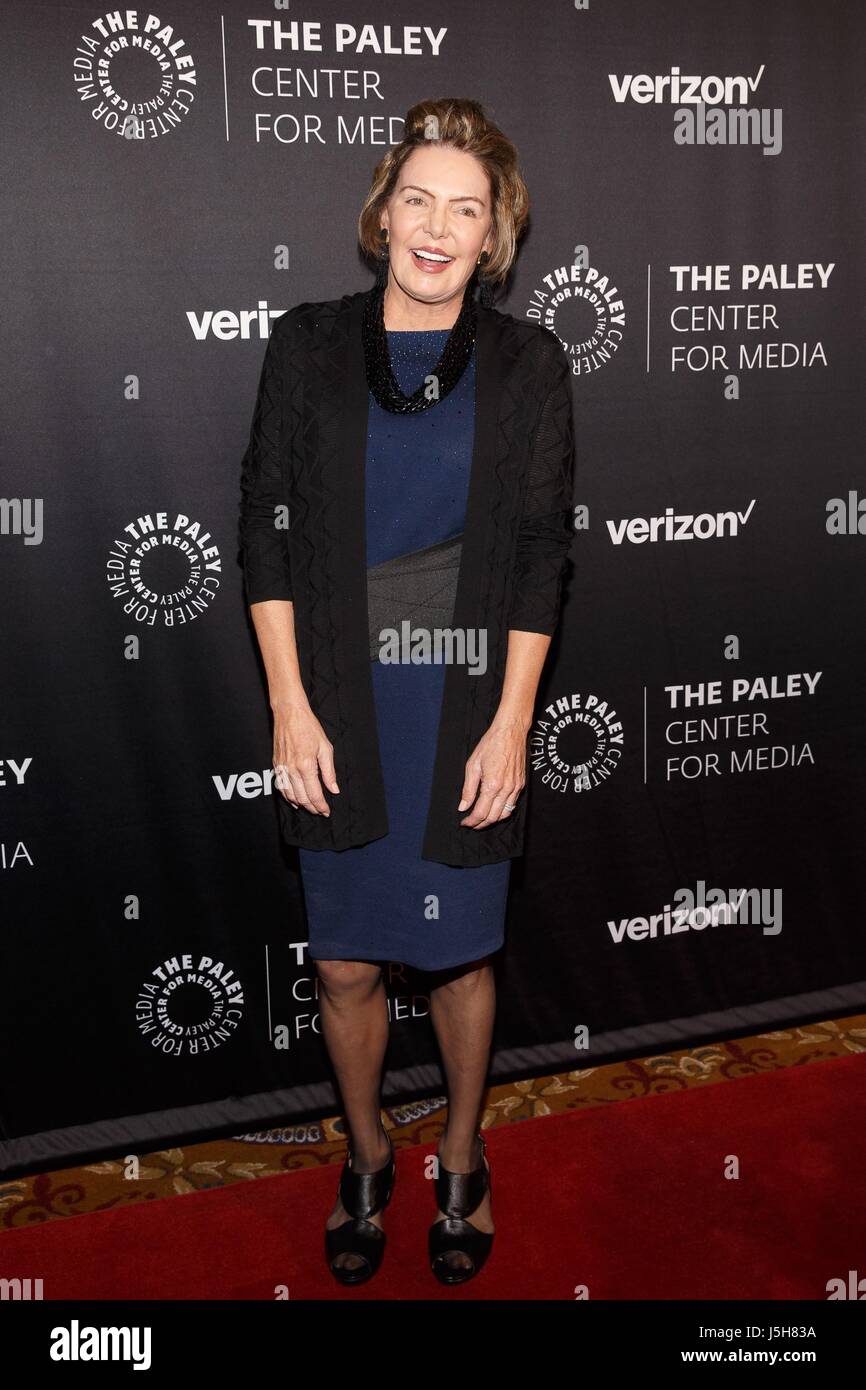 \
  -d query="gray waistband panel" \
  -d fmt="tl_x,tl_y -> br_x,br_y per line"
367,532 -> 463,661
